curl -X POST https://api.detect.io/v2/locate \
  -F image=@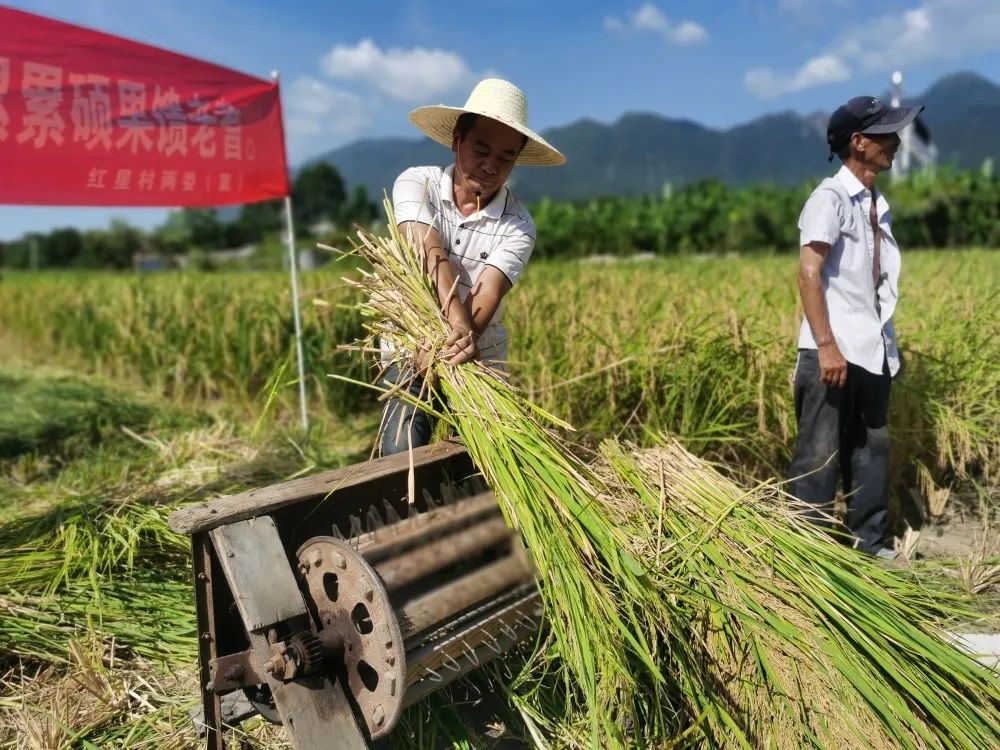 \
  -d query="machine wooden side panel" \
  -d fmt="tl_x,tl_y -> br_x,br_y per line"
210,517 -> 306,631
169,441 -> 471,535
